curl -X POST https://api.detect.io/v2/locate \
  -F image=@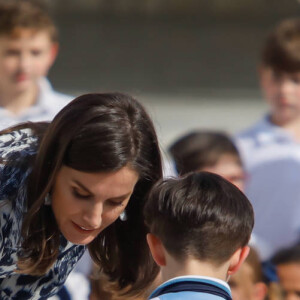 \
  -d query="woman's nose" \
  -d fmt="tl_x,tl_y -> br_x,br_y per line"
82,202 -> 103,229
